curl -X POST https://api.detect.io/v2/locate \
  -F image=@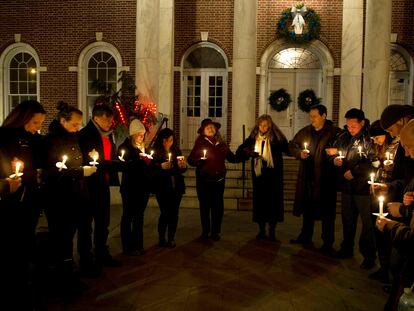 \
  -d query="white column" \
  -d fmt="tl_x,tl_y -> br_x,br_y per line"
339,0 -> 364,127
158,0 -> 174,122
136,0 -> 159,106
362,0 -> 391,122
231,0 -> 257,148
